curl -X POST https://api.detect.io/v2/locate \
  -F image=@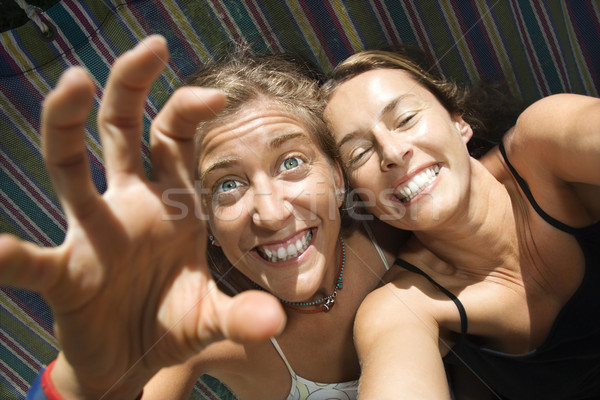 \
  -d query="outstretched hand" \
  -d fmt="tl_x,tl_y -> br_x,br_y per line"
0,35 -> 284,399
